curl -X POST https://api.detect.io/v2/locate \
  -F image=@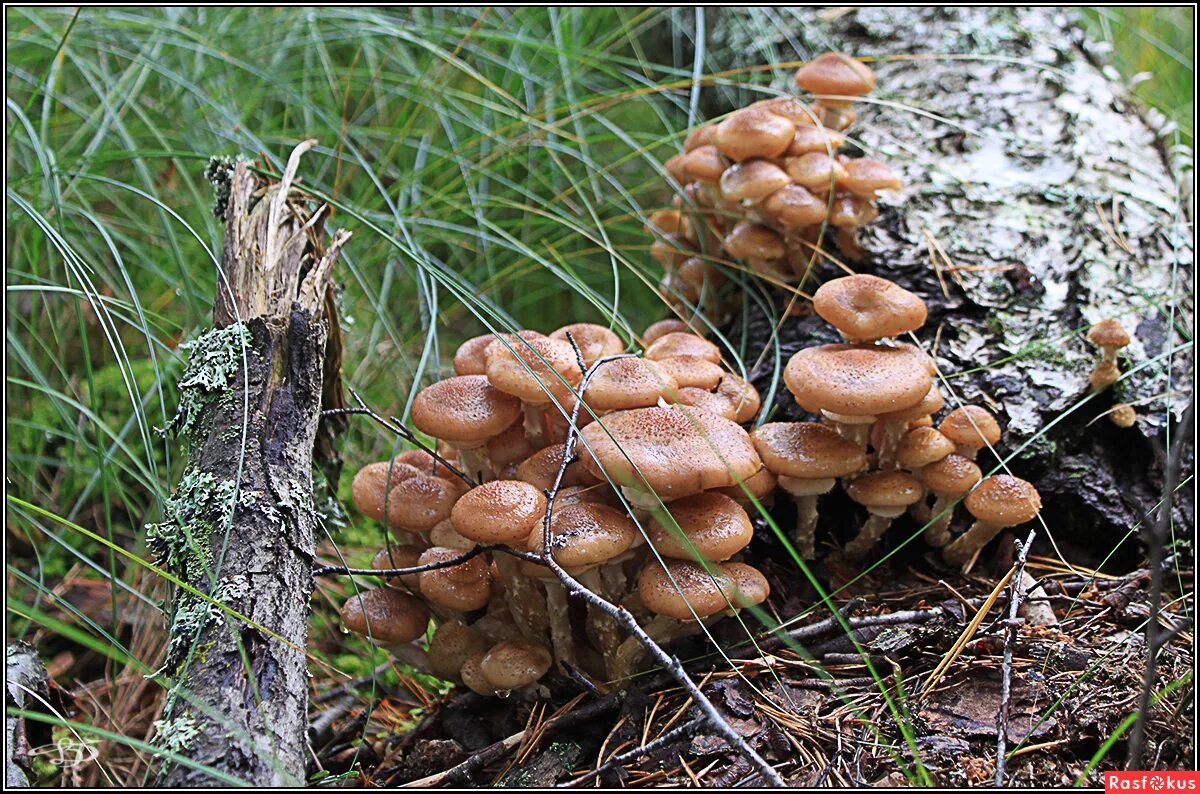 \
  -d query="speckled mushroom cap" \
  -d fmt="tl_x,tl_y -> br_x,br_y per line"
584,357 -> 677,412
813,275 -> 927,342
828,194 -> 879,226
515,444 -> 592,492
842,159 -> 902,197
762,184 -> 828,227
784,343 -> 932,417
644,332 -> 721,364
723,221 -> 786,260
654,356 -> 724,390
684,124 -> 716,151
417,547 -> 492,611
372,545 -> 425,590
714,466 -> 778,504
648,492 -> 753,562
643,319 -> 691,345
451,480 -> 547,544
479,640 -> 553,690
453,335 -> 496,376
788,125 -> 846,155
395,448 -> 457,480
721,562 -> 770,608
879,385 -> 944,423
680,145 -> 727,182
352,461 -> 423,523
751,422 -> 866,479
340,588 -> 430,644
714,106 -> 794,162
895,427 -> 956,470
715,373 -> 762,424
637,559 -> 737,619
785,152 -> 848,190
964,475 -> 1041,526
938,406 -> 1002,451
719,159 -> 792,204
579,405 -> 763,500
845,471 -> 923,509
411,375 -> 522,446
549,323 -> 624,366
386,475 -> 461,533
1086,318 -> 1131,349
486,422 -> 536,468
485,334 -> 583,406
532,502 -> 637,568
427,619 -> 490,680
920,454 -> 982,496
793,52 -> 876,104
